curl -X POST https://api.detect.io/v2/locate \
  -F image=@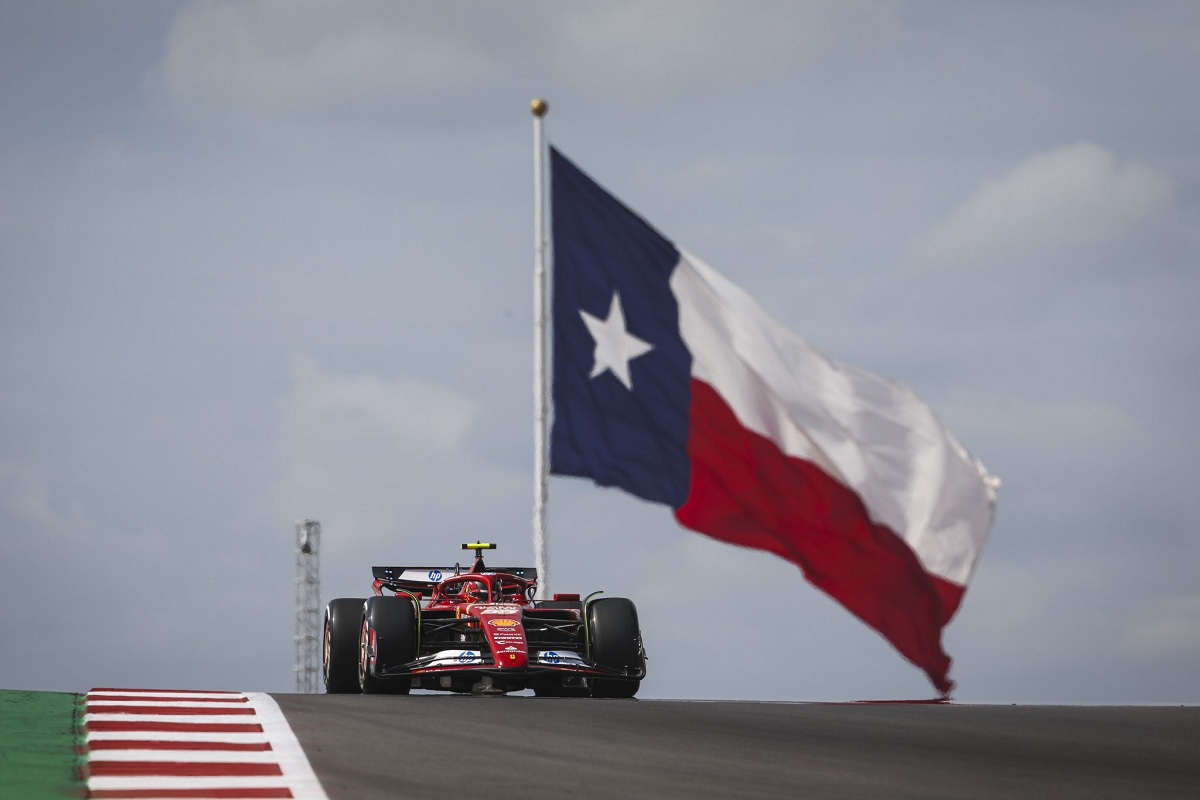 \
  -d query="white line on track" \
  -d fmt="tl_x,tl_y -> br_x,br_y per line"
245,692 -> 327,797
